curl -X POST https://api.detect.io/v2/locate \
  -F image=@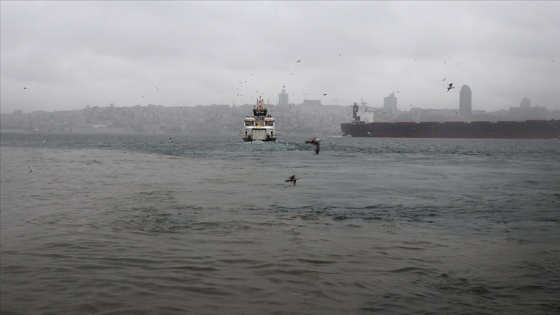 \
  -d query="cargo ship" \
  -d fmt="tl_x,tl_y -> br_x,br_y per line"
243,97 -> 277,142
341,103 -> 560,139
